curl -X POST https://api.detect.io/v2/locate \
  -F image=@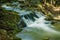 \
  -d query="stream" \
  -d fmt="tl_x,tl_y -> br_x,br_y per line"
1,2 -> 60,40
